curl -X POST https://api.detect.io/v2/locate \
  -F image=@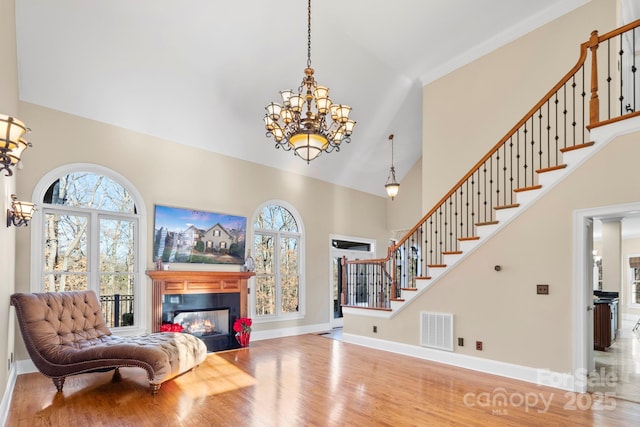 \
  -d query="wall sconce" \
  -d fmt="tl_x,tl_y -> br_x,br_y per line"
7,194 -> 36,227
1,114 -> 32,177
385,134 -> 400,200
